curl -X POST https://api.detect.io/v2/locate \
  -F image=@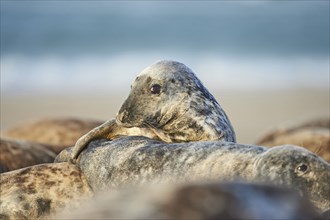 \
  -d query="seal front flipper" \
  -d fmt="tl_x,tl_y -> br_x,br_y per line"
71,119 -> 117,161
70,120 -> 163,162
